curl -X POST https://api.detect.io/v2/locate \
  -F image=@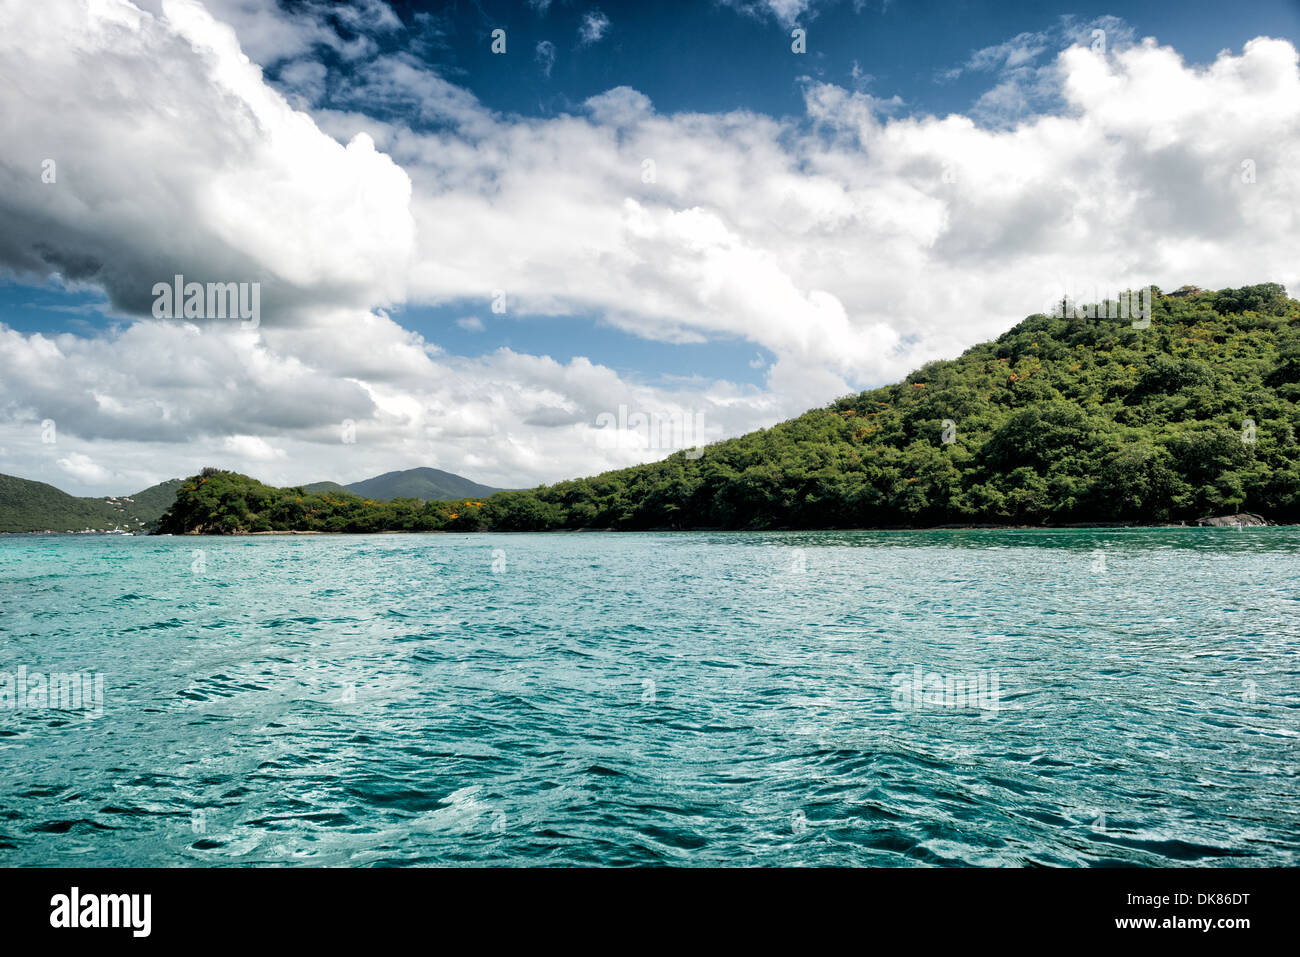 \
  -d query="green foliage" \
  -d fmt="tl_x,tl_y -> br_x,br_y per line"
155,283 -> 1300,533
155,470 -> 497,534
0,475 -> 182,533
